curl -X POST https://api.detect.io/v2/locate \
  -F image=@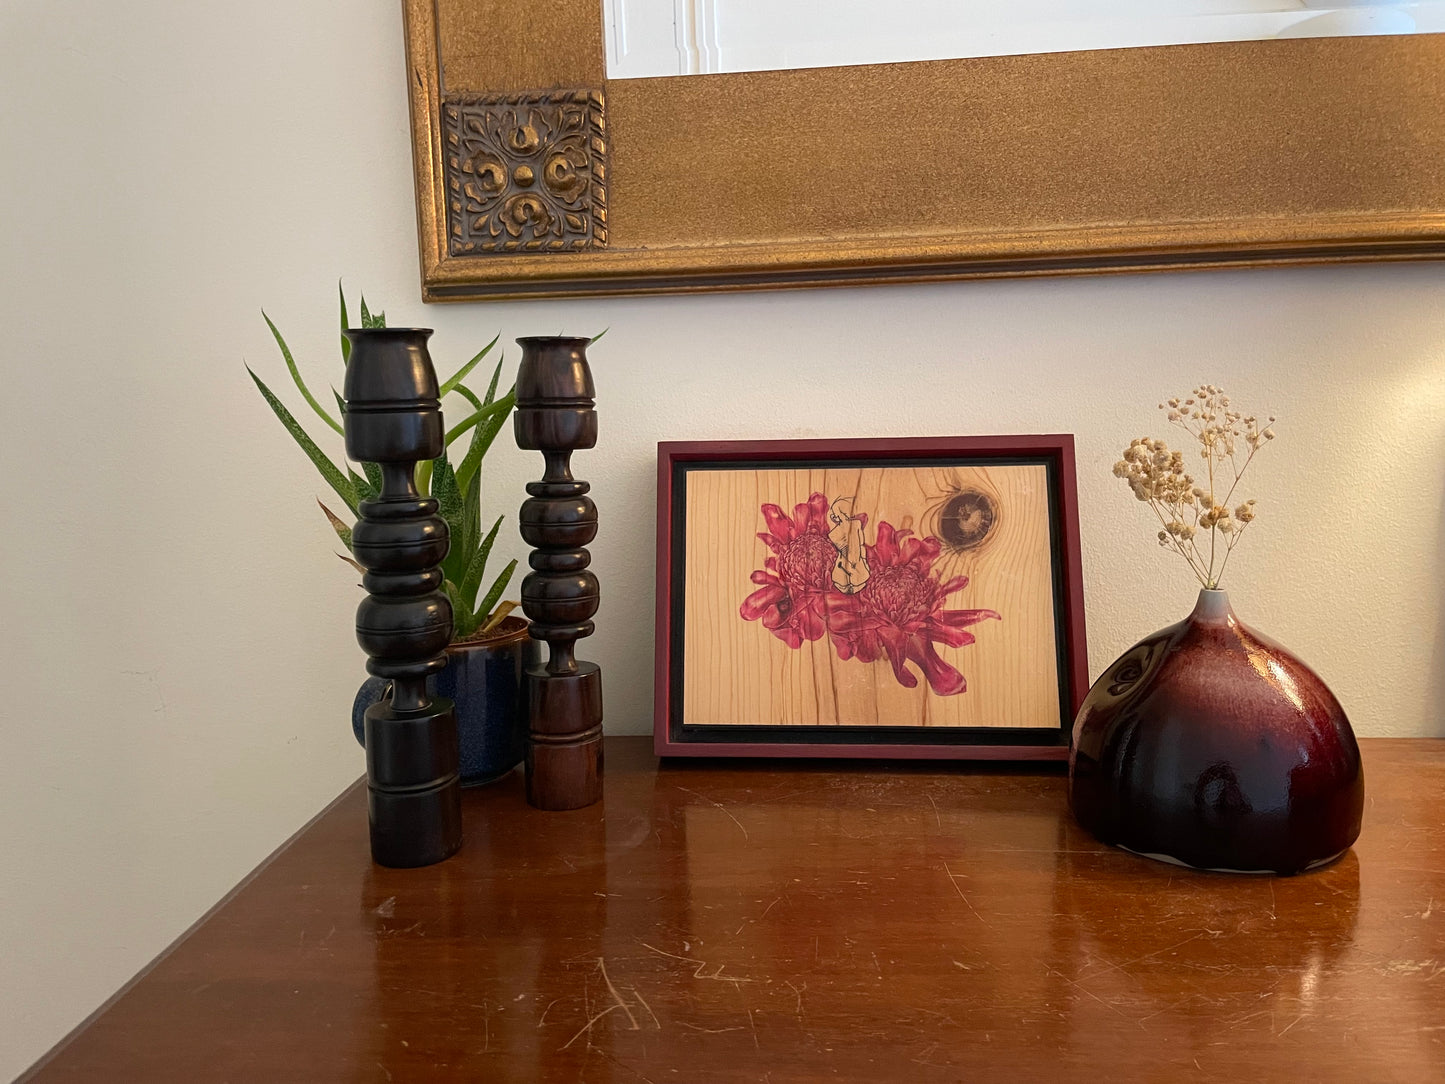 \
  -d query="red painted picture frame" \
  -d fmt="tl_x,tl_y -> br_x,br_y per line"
654,436 -> 1089,760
